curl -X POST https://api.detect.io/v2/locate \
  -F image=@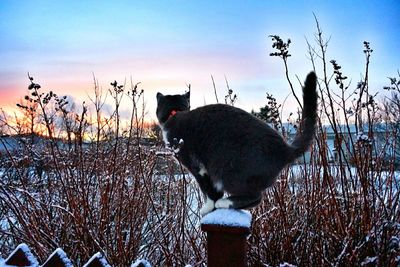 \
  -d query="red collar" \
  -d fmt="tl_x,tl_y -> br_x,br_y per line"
168,110 -> 177,119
